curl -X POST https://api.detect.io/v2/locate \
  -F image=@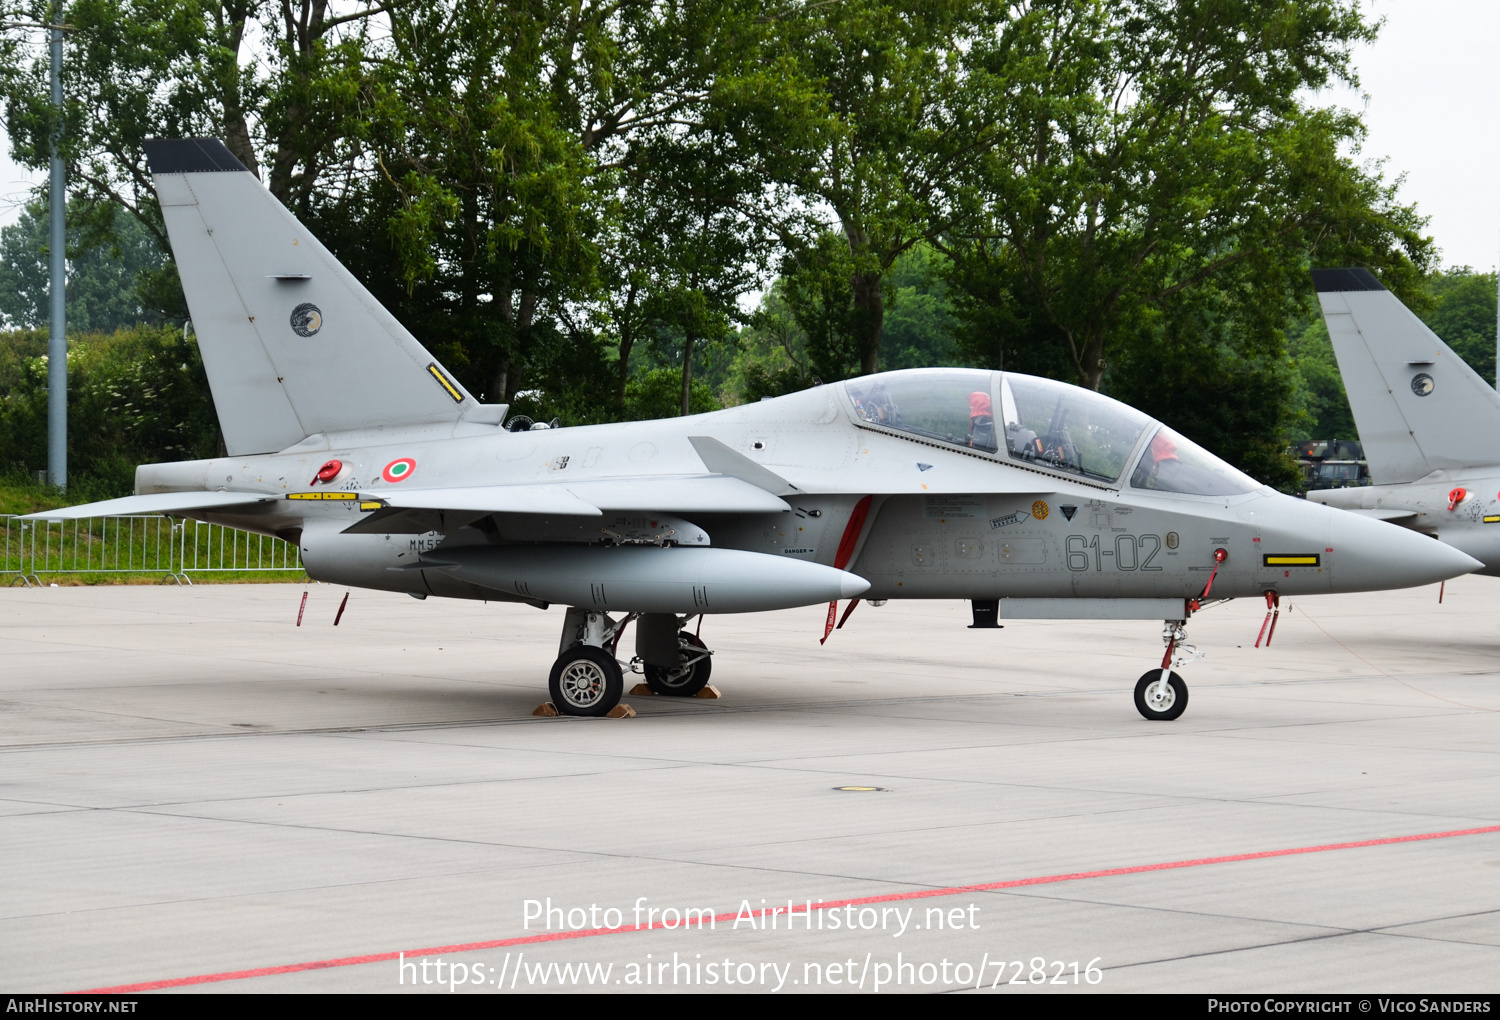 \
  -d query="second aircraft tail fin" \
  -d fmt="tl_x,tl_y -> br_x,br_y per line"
1313,267 -> 1500,482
